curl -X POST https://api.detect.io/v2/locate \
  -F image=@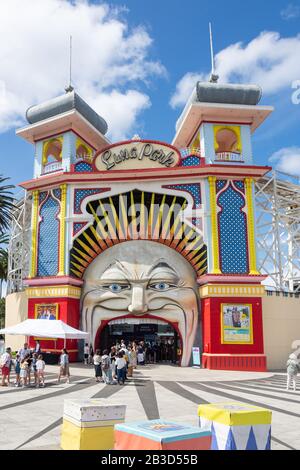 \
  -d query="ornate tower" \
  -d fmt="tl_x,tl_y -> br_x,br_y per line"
16,90 -> 109,359
172,81 -> 273,370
